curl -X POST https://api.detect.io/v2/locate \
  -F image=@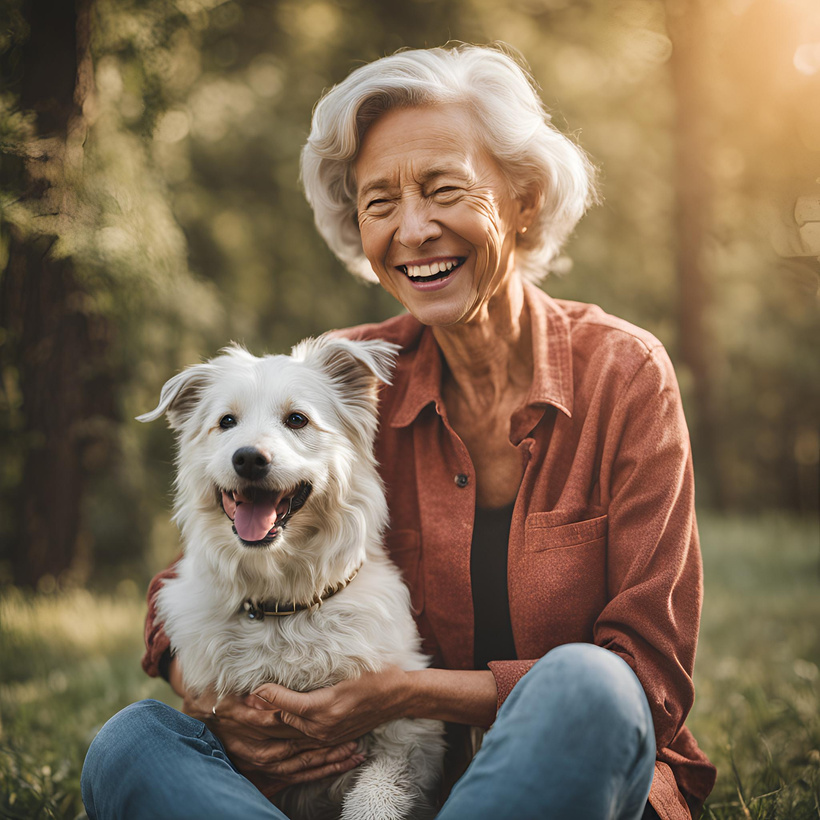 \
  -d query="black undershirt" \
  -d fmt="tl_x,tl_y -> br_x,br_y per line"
470,503 -> 517,670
